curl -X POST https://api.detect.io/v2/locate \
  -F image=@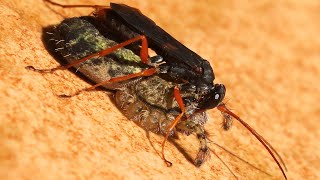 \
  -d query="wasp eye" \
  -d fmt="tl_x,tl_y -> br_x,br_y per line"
215,94 -> 220,100
199,84 -> 226,109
